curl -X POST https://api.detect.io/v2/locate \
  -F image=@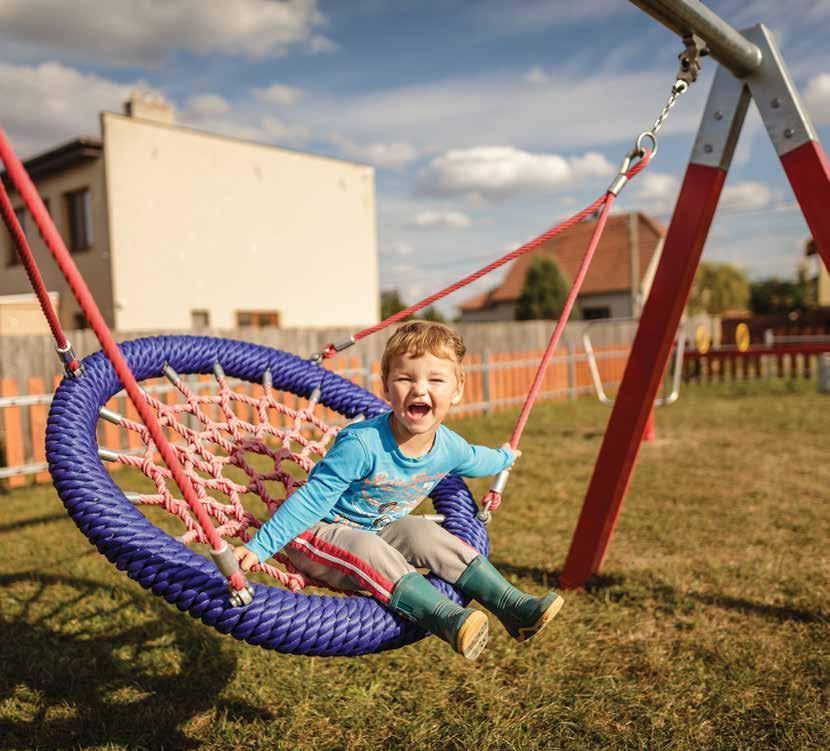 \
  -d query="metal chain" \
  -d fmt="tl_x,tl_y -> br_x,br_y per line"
651,79 -> 689,138
633,78 -> 690,161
